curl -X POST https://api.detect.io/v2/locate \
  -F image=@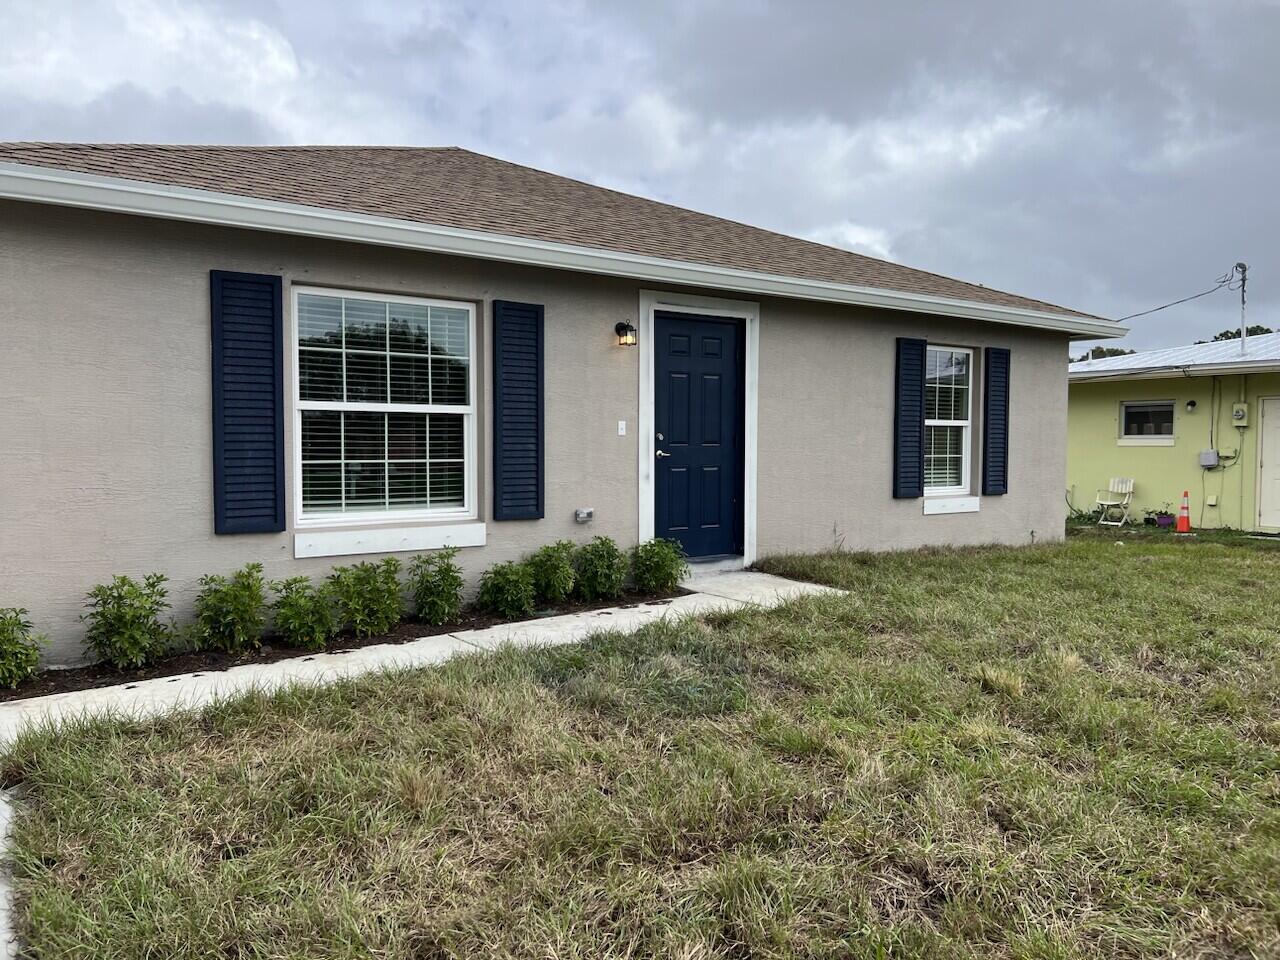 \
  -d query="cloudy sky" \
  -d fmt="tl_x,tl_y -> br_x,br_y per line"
3,0 -> 1275,349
